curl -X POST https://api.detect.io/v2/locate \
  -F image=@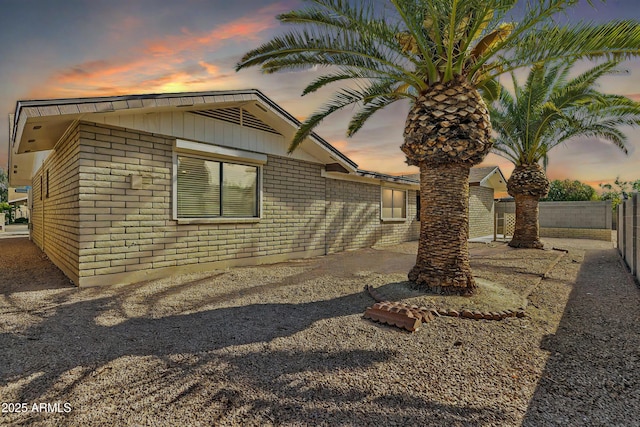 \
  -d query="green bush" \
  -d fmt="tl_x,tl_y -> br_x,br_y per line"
13,217 -> 28,224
